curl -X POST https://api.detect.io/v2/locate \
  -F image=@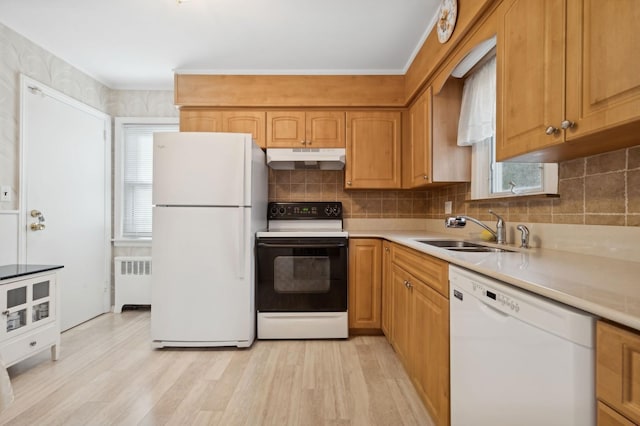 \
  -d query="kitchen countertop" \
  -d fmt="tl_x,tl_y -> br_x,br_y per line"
0,264 -> 64,281
349,229 -> 640,332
